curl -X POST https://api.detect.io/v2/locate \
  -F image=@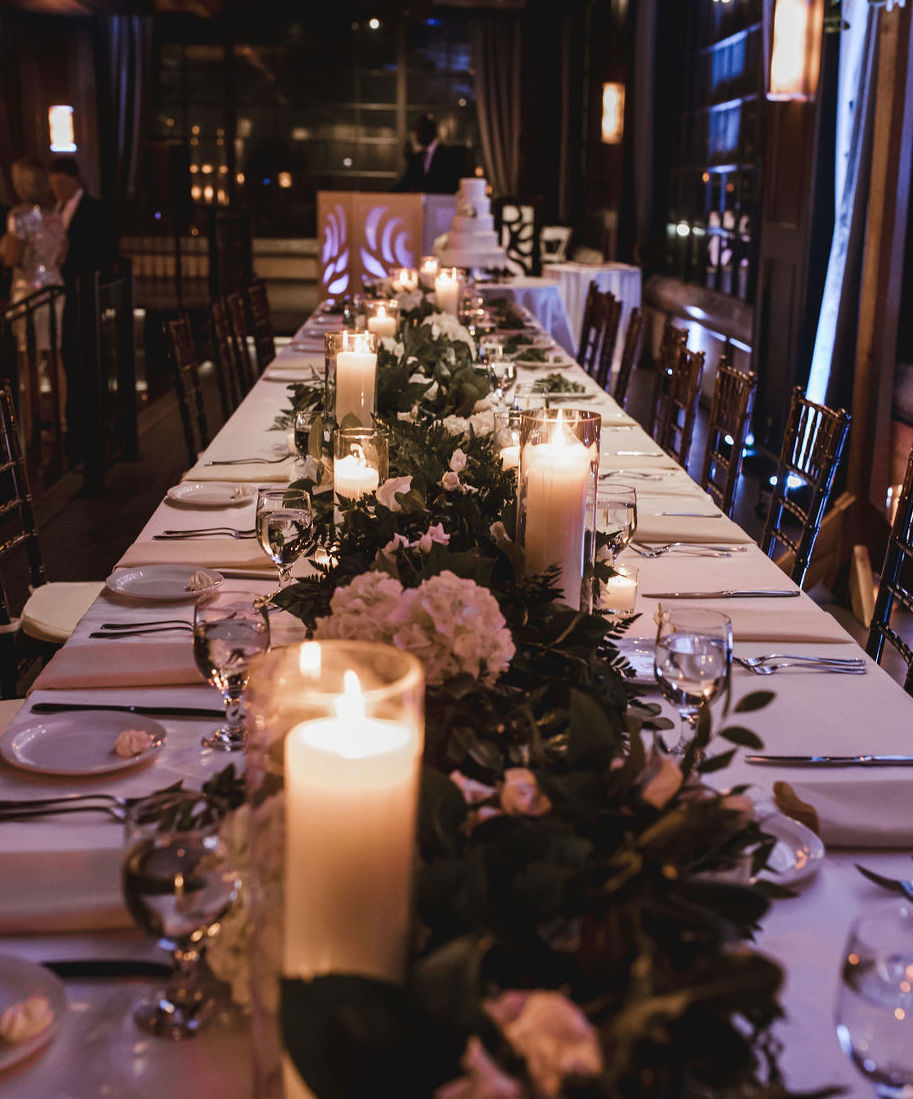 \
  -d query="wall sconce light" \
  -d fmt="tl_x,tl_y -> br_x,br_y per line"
768,0 -> 825,101
48,105 -> 76,153
601,82 -> 625,144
